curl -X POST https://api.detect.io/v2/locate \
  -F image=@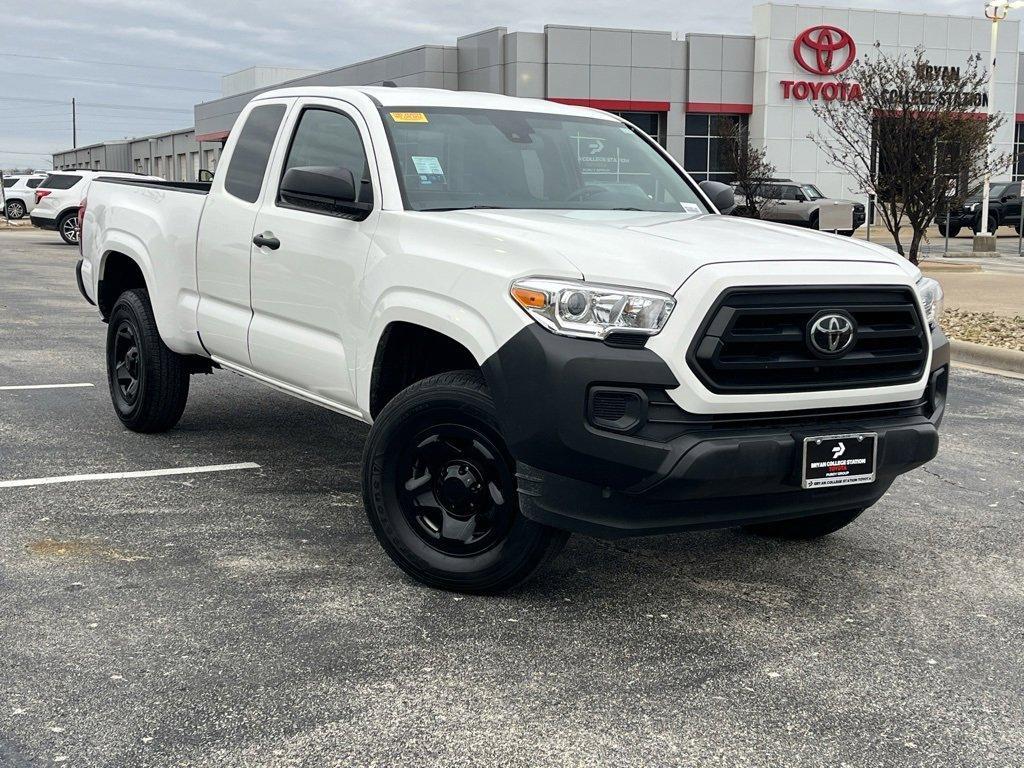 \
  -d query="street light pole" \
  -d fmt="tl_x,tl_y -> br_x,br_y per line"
978,4 -> 1003,236
978,0 -> 1024,254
